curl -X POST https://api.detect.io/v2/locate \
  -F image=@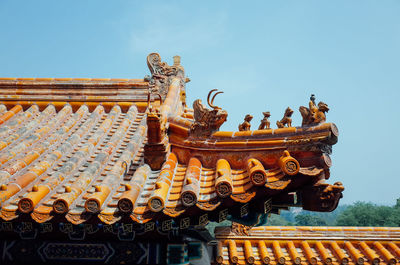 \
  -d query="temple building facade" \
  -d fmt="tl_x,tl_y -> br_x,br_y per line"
0,53 -> 398,264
